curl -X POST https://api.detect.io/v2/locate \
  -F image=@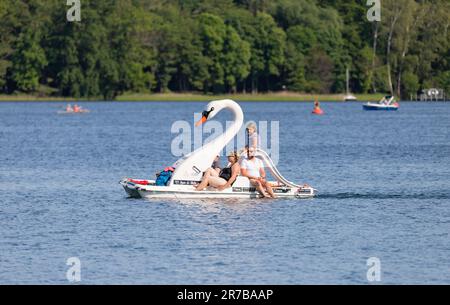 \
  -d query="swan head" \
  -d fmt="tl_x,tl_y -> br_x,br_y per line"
195,99 -> 236,126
